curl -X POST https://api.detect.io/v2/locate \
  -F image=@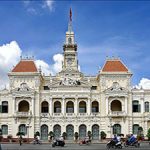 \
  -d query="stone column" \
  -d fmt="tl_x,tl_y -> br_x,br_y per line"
49,97 -> 53,116
75,98 -> 78,115
87,98 -> 91,115
141,98 -> 144,113
62,98 -> 65,115
31,98 -> 34,116
125,97 -> 128,114
106,97 -> 109,114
